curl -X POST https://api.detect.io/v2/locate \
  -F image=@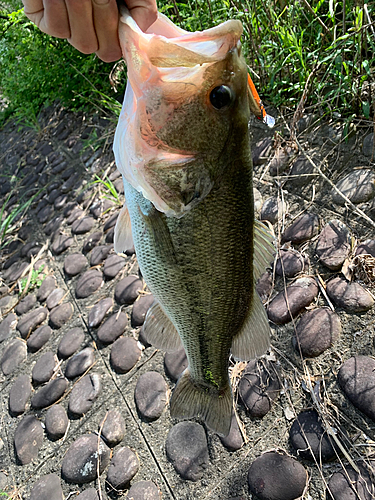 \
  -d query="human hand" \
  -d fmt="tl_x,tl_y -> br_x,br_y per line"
22,0 -> 158,63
